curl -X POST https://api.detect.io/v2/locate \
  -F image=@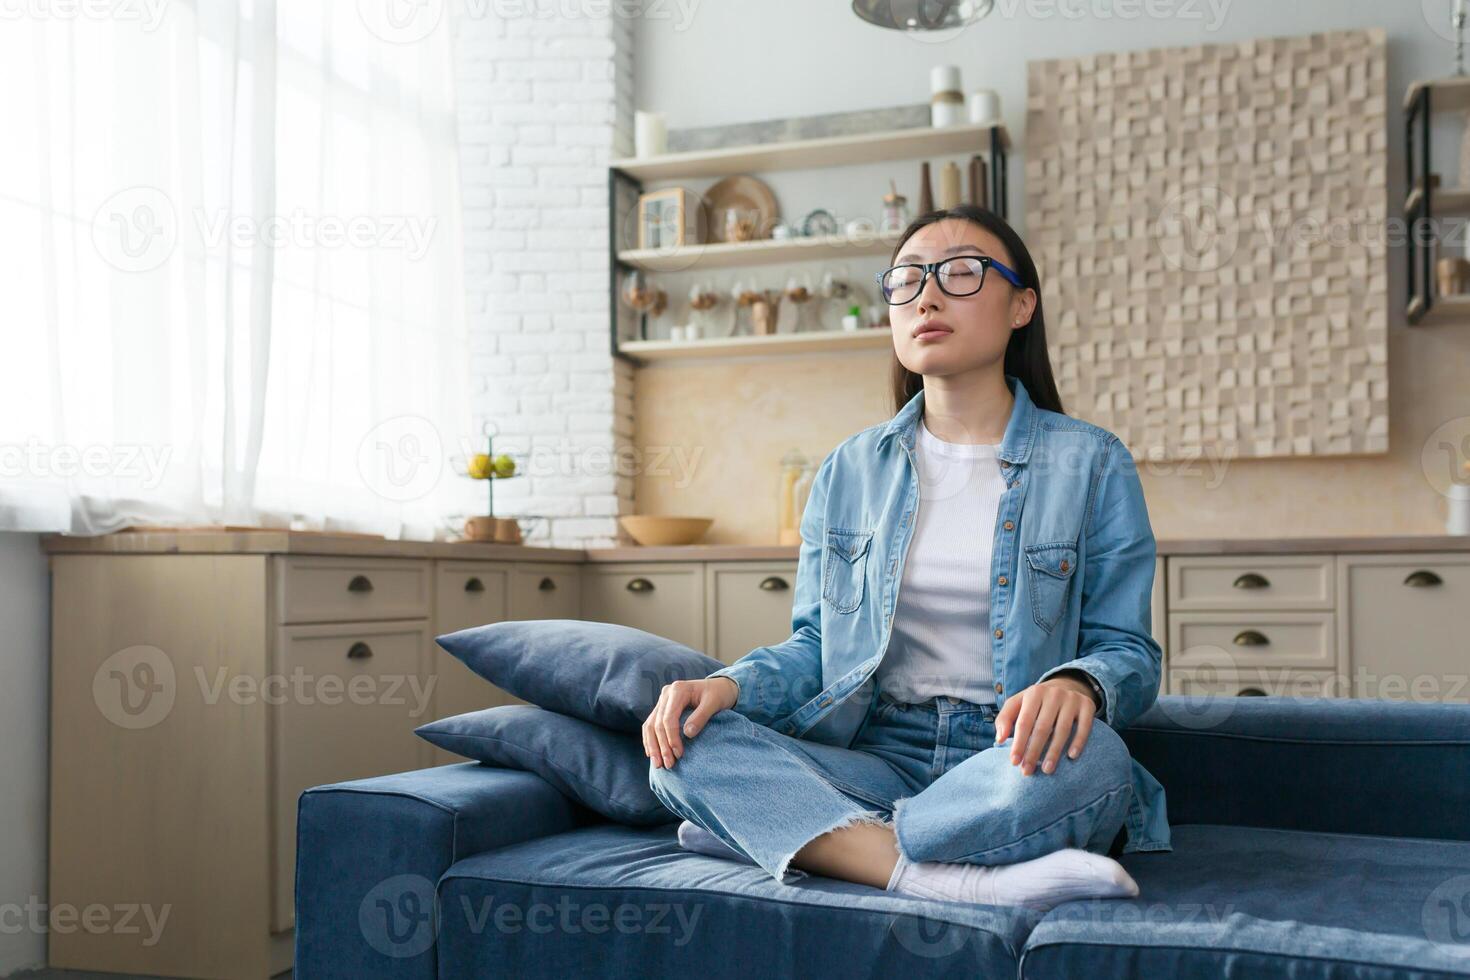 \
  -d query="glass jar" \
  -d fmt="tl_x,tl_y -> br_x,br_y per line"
778,449 -> 814,546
